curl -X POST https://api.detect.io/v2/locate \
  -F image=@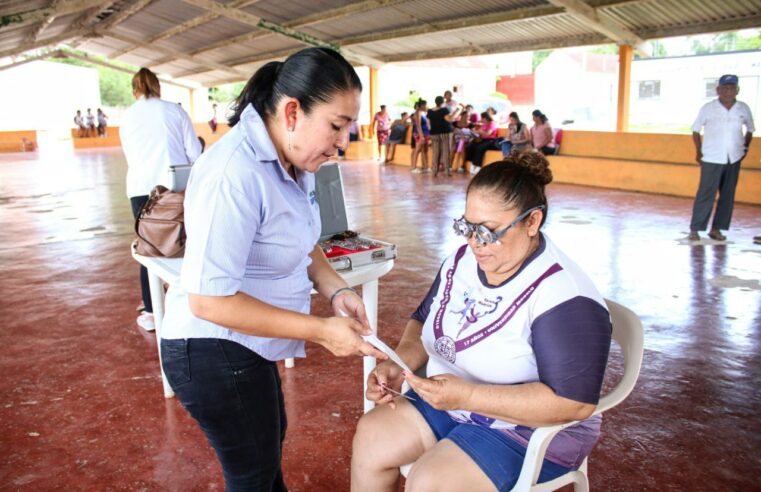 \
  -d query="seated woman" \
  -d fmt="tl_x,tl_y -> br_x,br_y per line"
530,109 -> 557,155
464,111 -> 500,174
385,112 -> 410,163
501,111 -> 530,157
451,112 -> 475,173
352,151 -> 612,492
